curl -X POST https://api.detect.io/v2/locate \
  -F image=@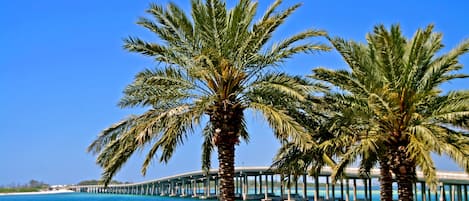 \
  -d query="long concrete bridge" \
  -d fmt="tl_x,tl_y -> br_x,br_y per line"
70,166 -> 469,201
